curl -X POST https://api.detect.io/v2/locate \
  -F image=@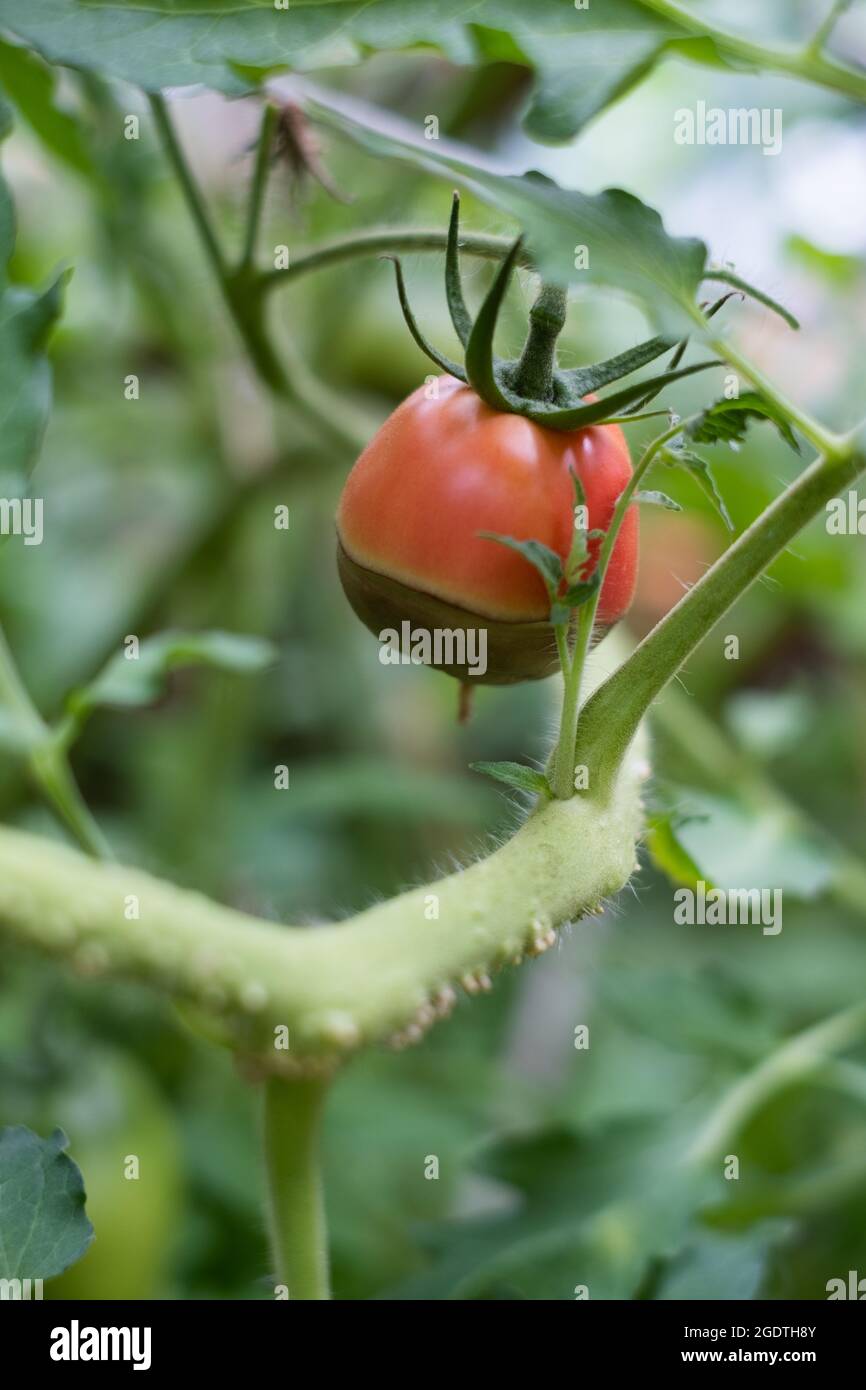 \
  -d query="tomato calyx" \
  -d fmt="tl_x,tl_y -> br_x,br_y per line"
386,193 -> 723,432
